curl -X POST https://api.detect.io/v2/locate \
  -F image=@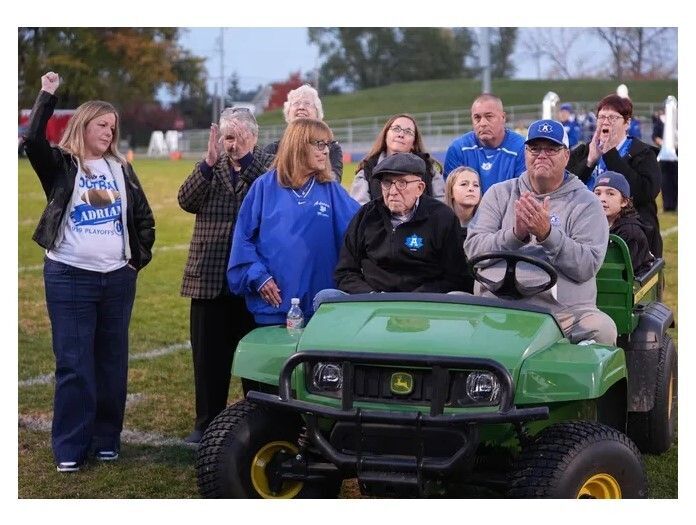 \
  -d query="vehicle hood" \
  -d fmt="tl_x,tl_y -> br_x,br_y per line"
299,296 -> 564,374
